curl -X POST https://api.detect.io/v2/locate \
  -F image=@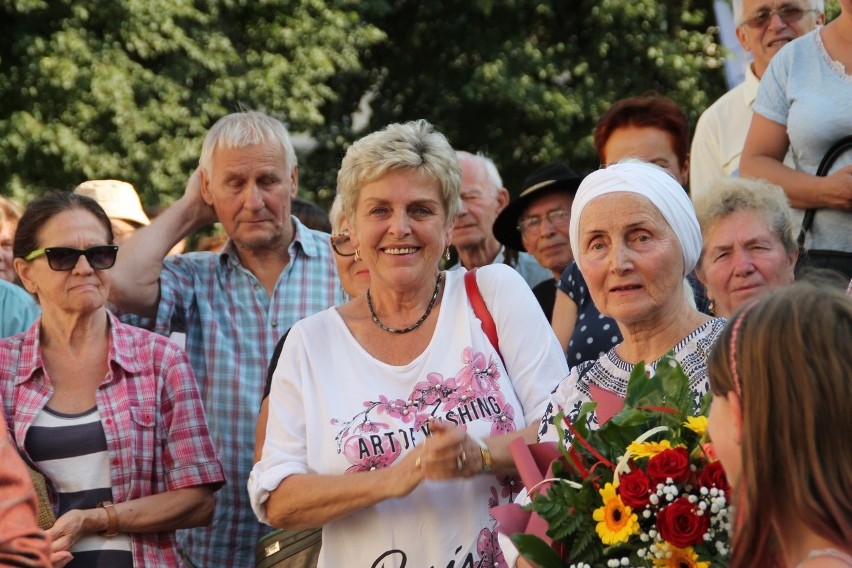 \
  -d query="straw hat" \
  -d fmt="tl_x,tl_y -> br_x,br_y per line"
74,179 -> 150,226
